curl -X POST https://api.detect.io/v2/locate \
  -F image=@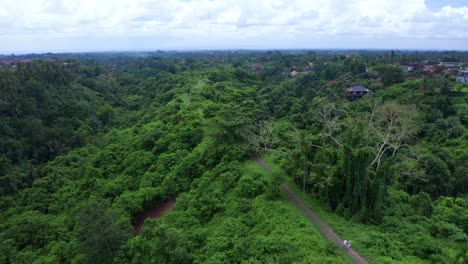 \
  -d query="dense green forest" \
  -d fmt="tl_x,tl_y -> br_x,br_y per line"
0,51 -> 467,263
